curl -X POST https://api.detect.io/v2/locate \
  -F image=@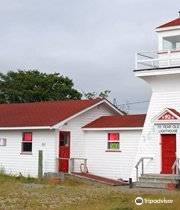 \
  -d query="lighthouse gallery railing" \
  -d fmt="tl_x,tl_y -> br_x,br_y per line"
135,50 -> 180,70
